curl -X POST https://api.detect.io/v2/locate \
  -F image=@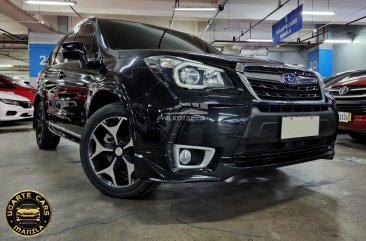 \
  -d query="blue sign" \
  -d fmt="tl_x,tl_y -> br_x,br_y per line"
29,44 -> 56,77
307,49 -> 319,72
272,4 -> 303,43
307,48 -> 333,77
